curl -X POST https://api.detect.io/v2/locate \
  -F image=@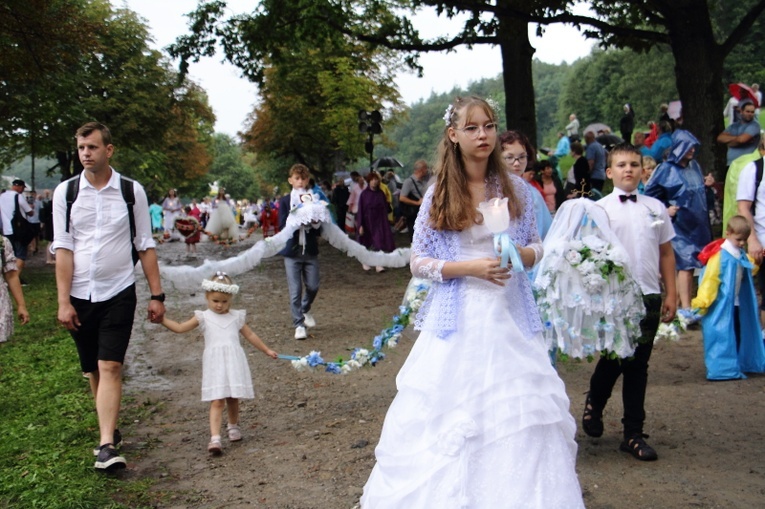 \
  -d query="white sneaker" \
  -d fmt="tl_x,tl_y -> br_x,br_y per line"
294,326 -> 307,340
303,312 -> 316,328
